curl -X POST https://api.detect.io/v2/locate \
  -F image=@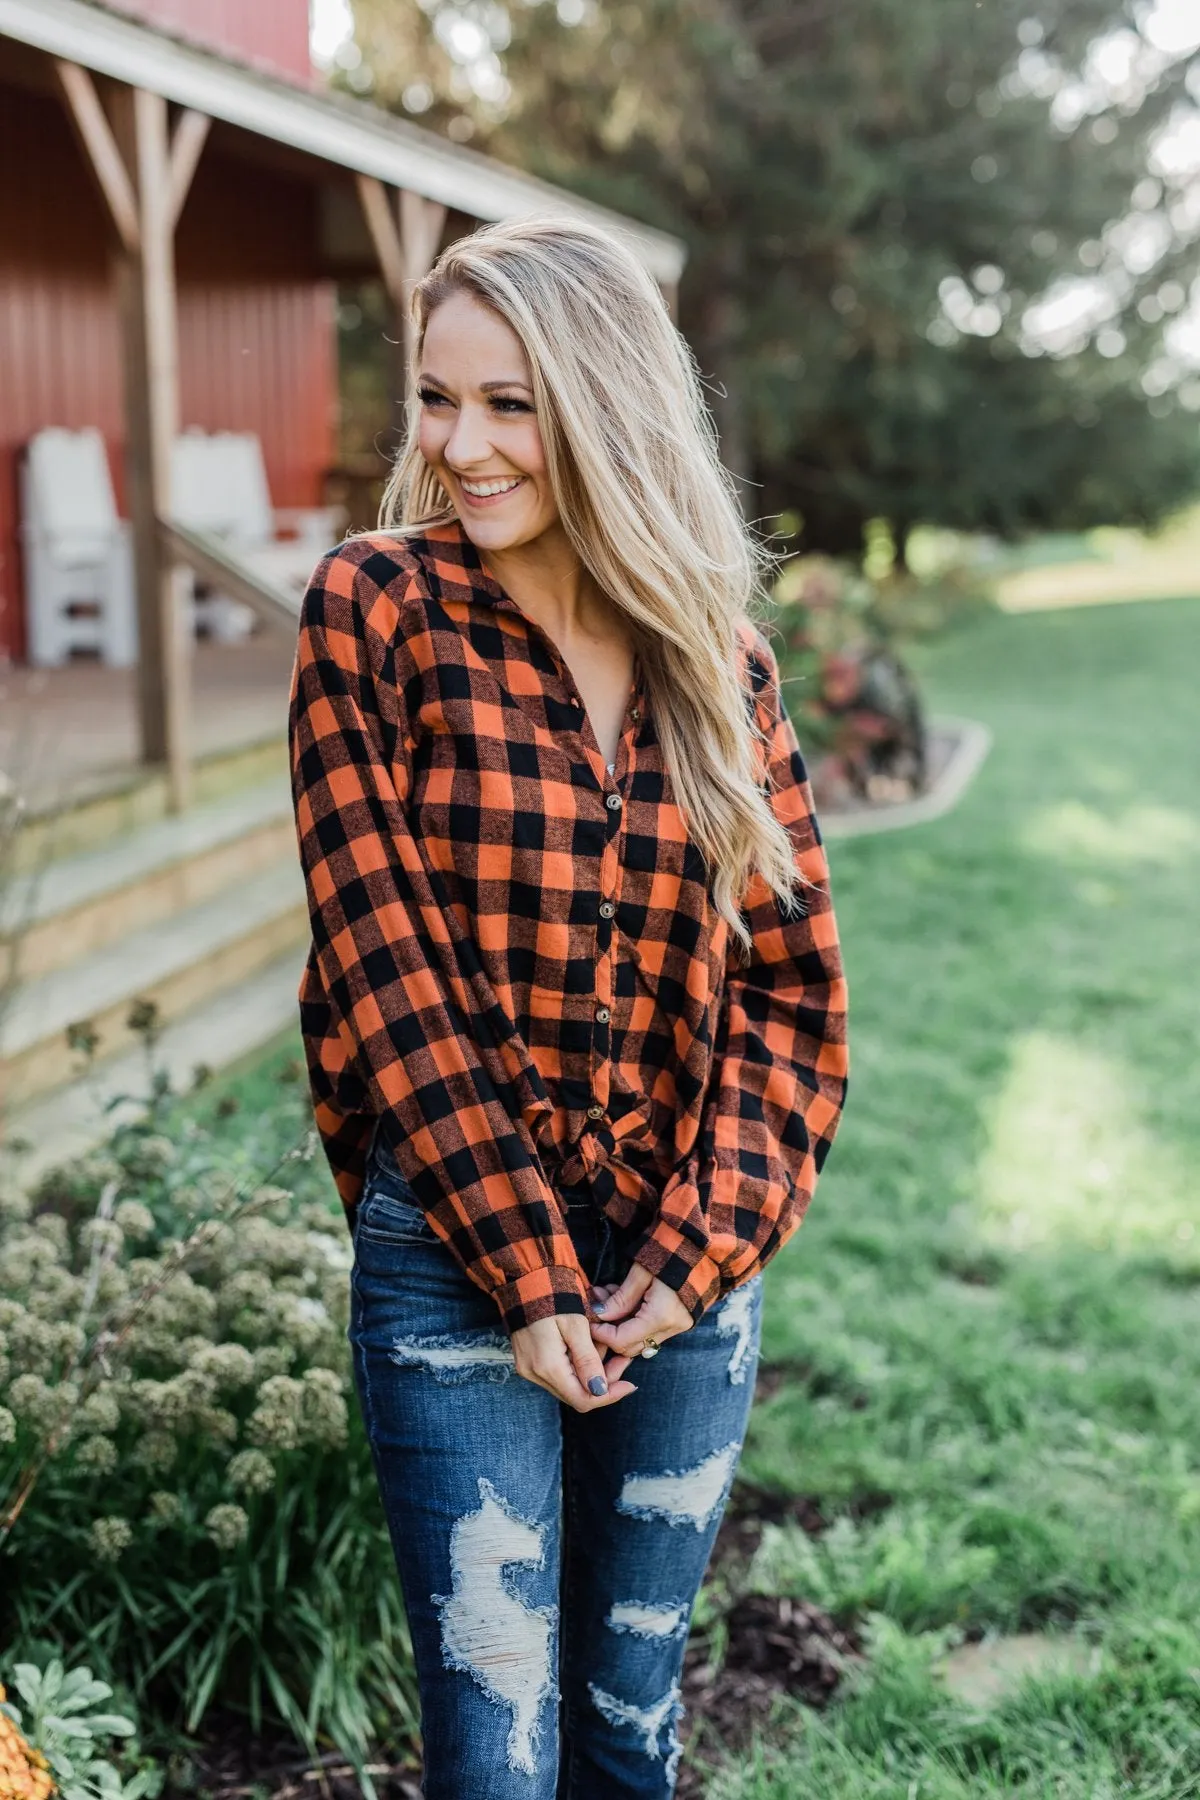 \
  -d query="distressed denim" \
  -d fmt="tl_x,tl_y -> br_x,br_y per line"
349,1129 -> 763,1800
